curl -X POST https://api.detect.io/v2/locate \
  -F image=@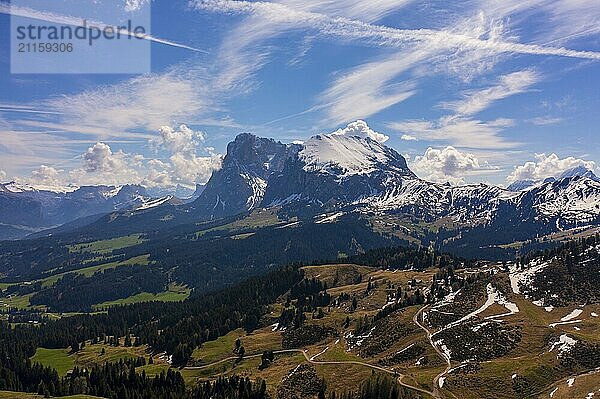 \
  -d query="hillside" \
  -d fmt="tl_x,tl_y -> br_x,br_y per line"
1,239 -> 599,398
